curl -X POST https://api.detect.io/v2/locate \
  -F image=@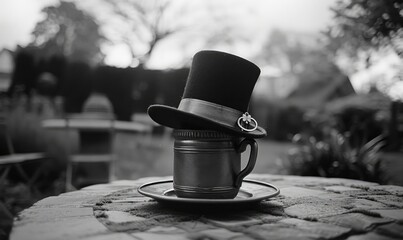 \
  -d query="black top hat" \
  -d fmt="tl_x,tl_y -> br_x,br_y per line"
148,50 -> 266,138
